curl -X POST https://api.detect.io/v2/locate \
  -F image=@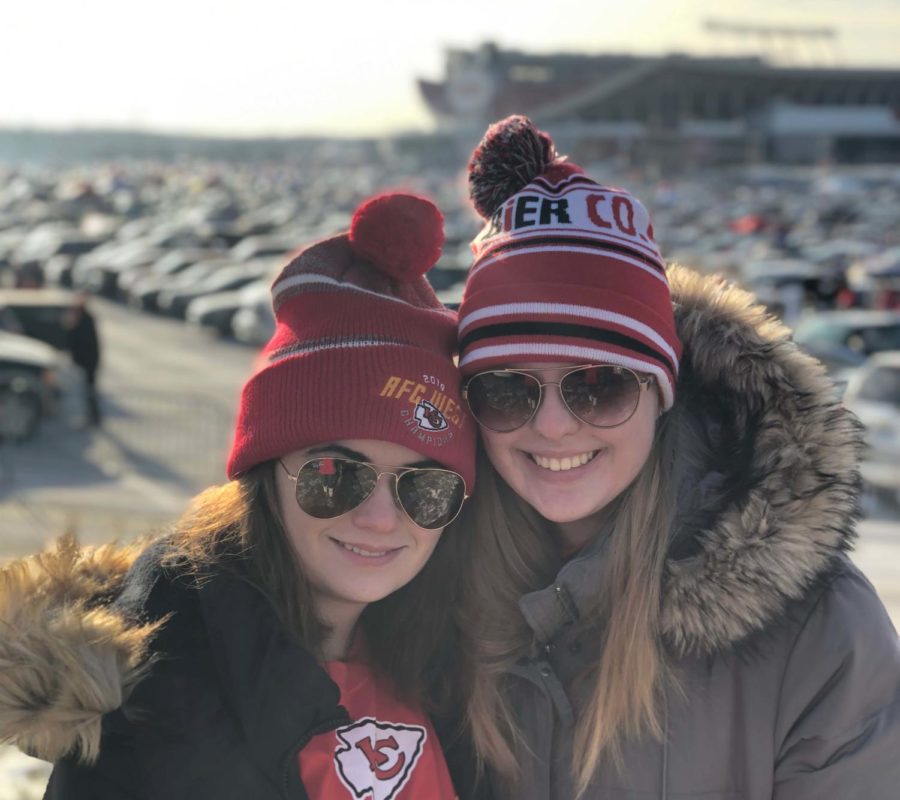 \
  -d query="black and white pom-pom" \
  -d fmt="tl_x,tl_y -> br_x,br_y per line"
467,115 -> 557,220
